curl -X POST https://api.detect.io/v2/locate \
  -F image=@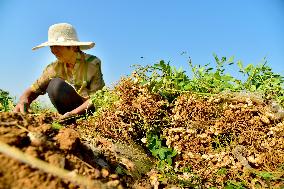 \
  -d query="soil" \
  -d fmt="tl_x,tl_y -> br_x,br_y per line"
0,112 -> 145,189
